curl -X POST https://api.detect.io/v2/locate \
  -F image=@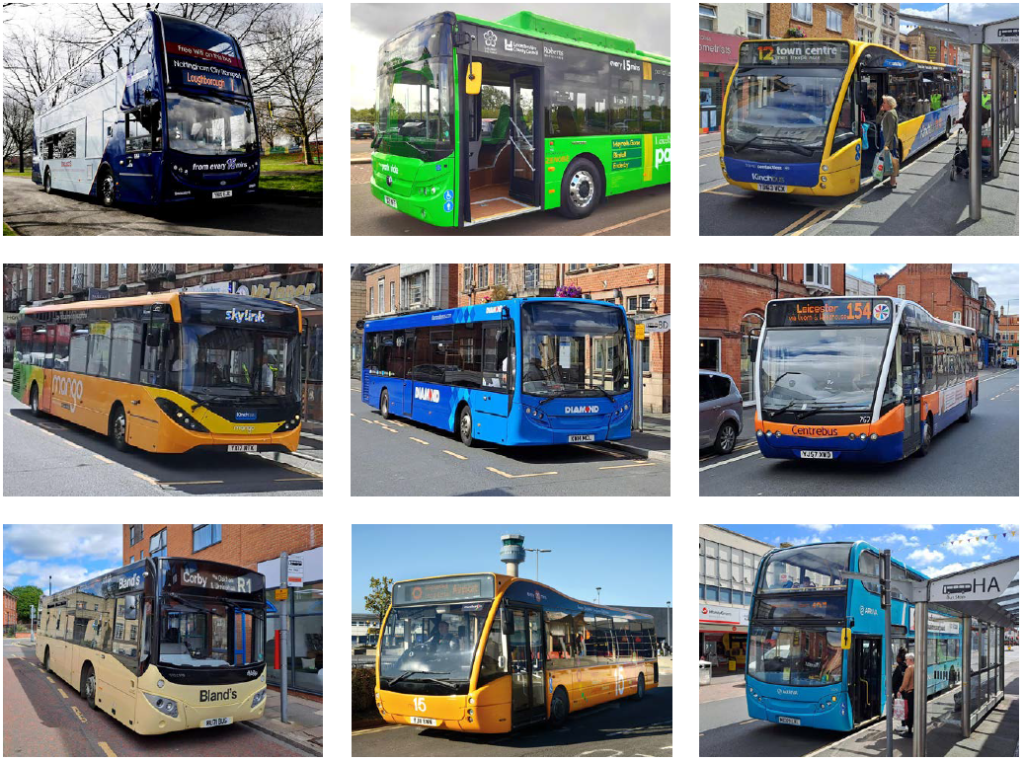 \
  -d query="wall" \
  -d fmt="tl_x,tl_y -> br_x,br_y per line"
769,2 -> 855,38
123,524 -> 323,571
